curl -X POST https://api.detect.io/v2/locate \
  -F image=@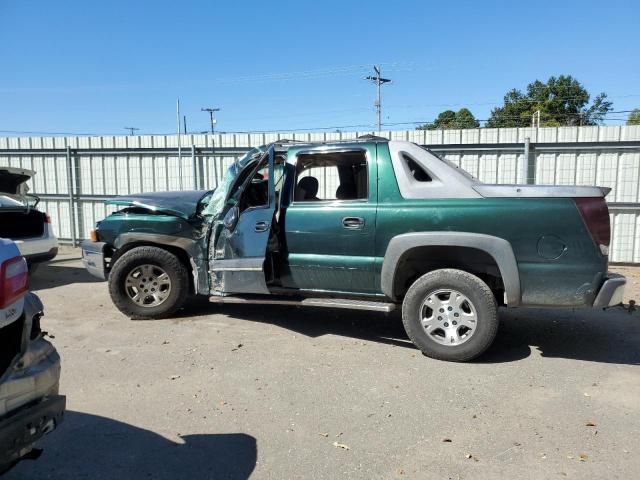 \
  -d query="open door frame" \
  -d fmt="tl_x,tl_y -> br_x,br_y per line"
209,146 -> 276,295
